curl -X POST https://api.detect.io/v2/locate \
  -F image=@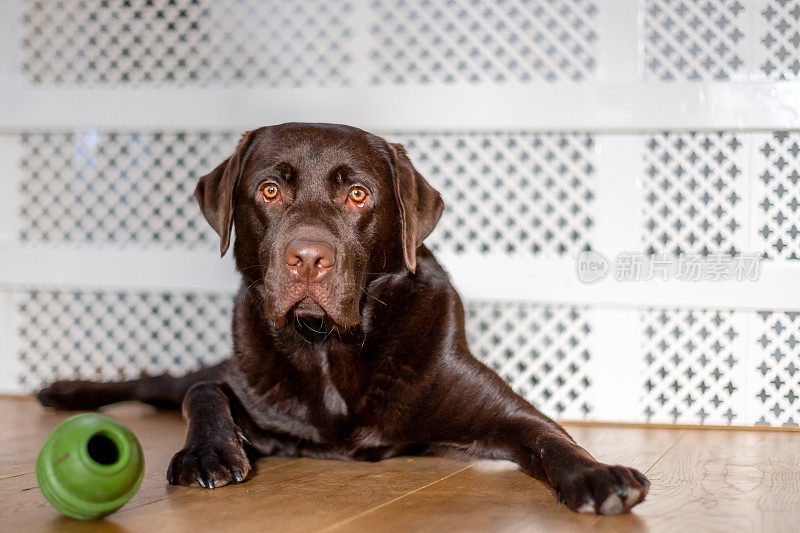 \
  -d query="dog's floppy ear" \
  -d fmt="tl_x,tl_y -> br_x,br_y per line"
194,130 -> 257,256
387,142 -> 445,273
